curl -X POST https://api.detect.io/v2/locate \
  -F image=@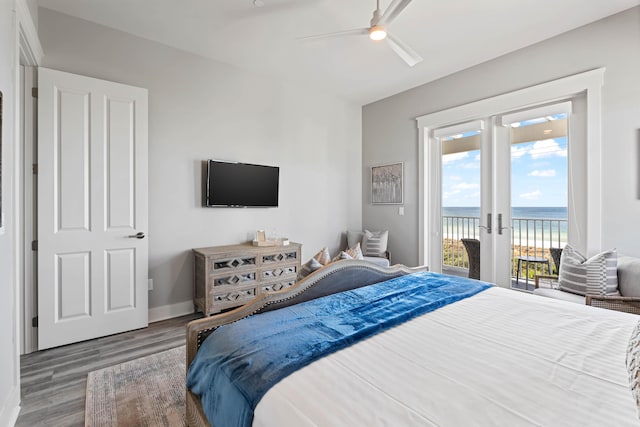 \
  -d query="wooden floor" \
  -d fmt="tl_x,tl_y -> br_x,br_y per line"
16,313 -> 201,427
